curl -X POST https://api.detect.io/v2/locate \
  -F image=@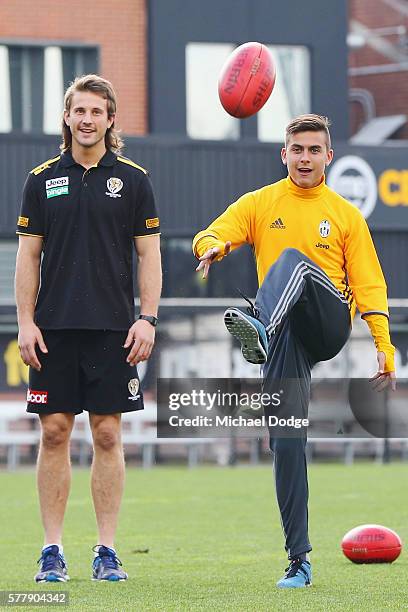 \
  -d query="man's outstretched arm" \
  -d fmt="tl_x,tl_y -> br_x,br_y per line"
192,191 -> 256,277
